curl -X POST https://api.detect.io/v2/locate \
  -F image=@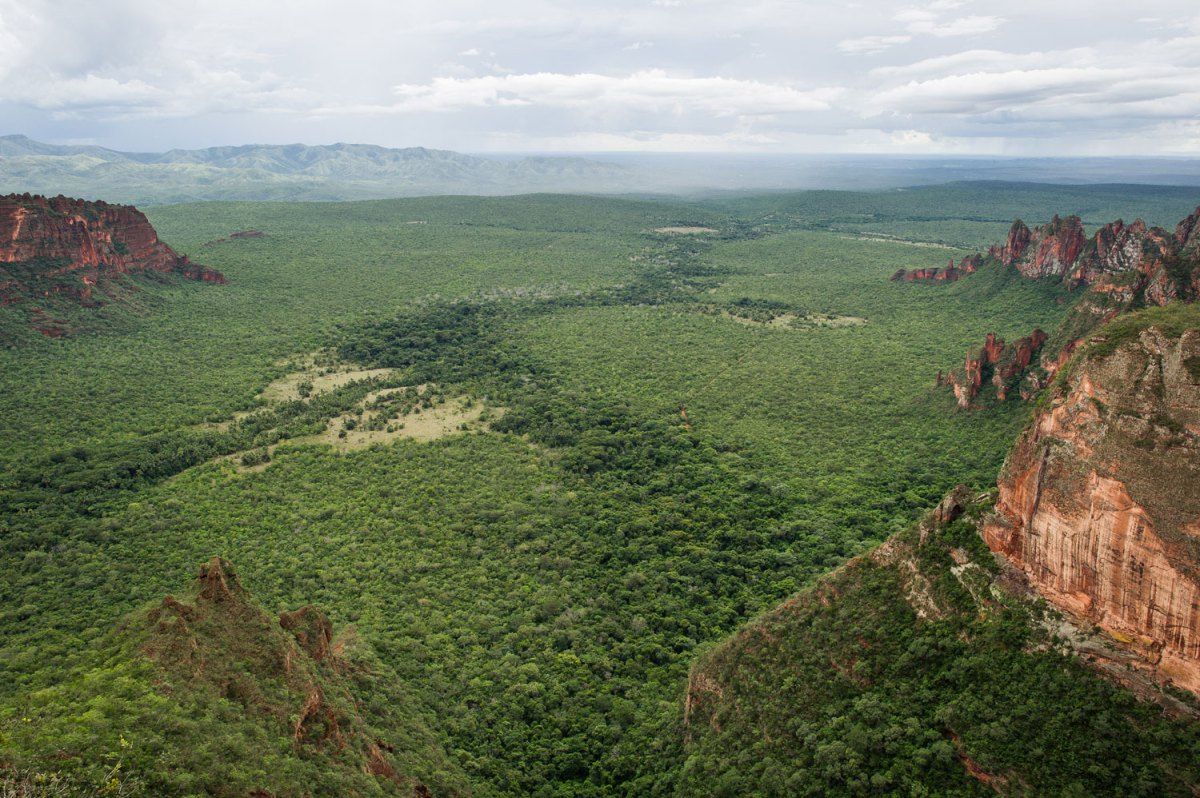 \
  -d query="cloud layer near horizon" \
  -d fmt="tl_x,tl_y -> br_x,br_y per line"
1,0 -> 1198,154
